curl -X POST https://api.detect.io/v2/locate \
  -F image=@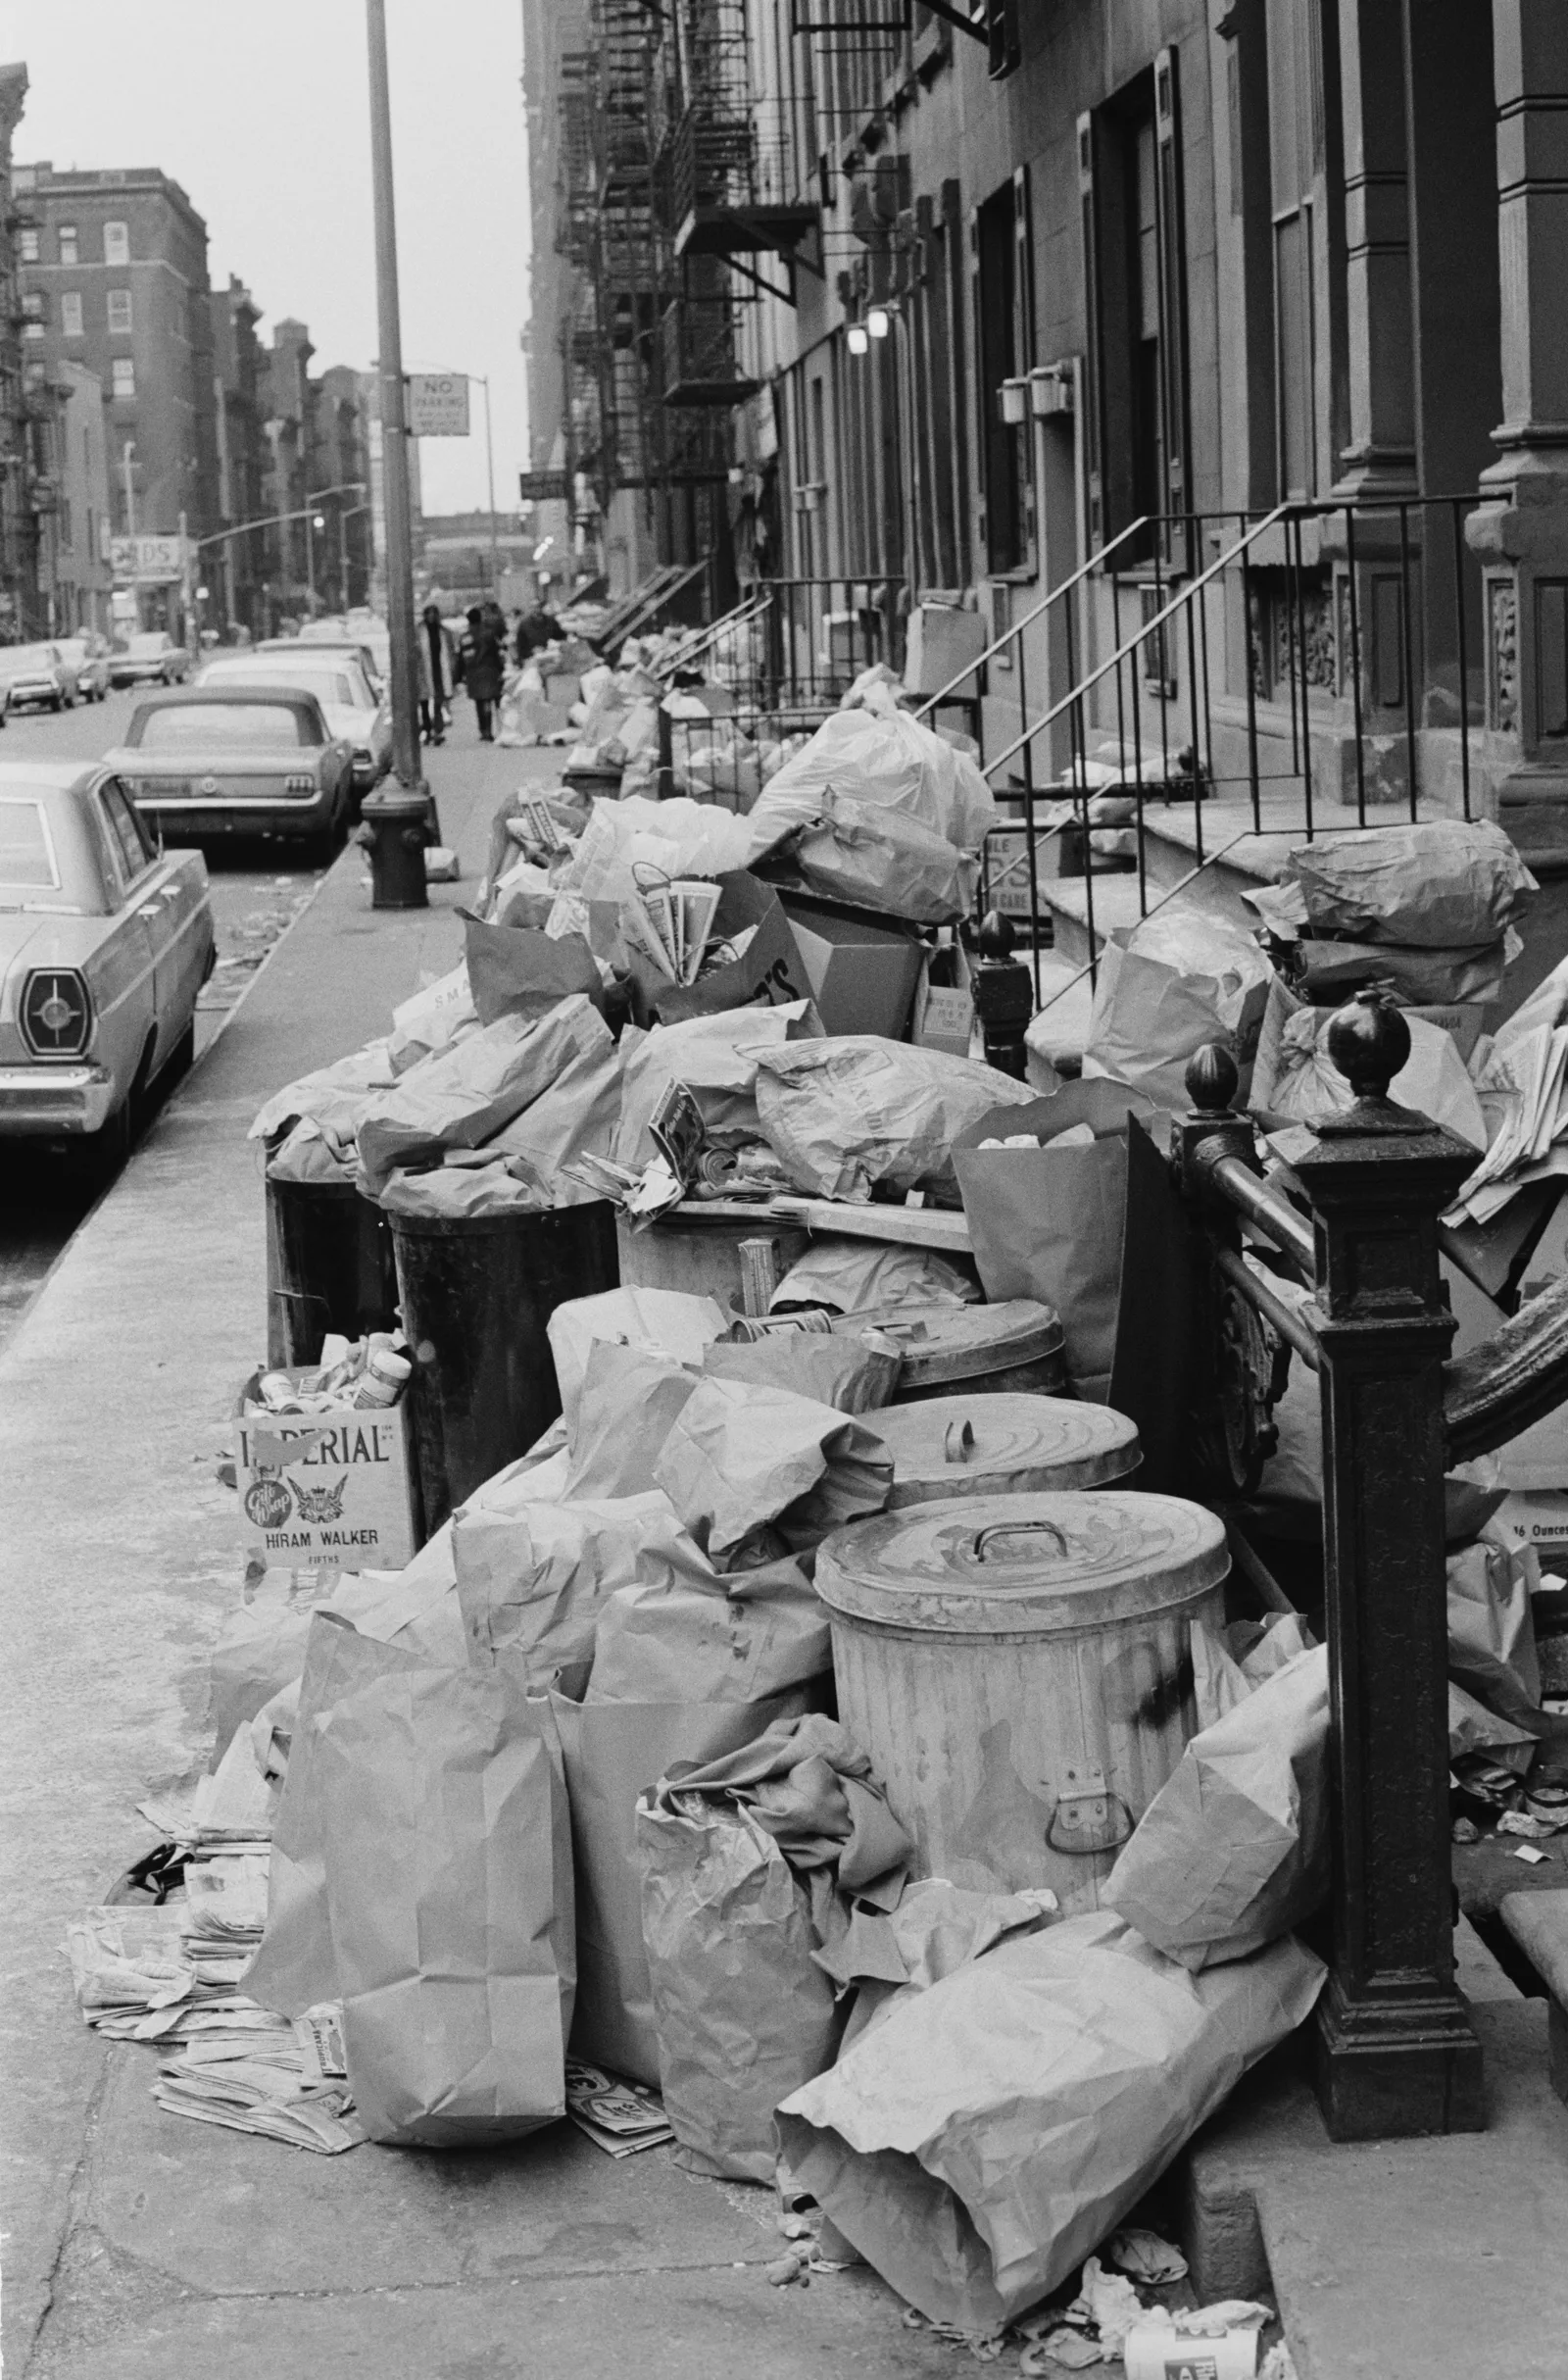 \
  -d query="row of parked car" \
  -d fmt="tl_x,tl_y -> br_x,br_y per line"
0,617 -> 396,1172
0,630 -> 192,716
